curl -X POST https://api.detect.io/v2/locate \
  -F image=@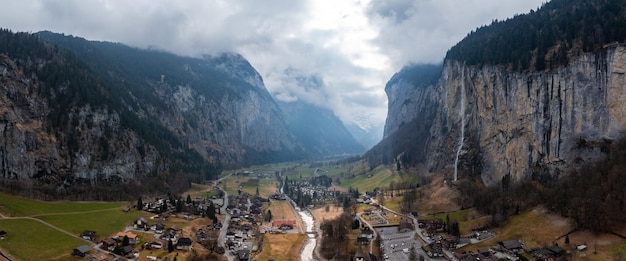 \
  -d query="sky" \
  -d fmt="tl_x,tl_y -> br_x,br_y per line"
0,0 -> 545,130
